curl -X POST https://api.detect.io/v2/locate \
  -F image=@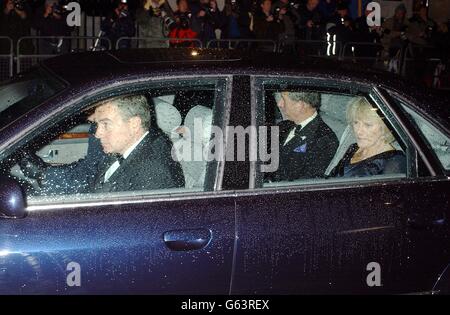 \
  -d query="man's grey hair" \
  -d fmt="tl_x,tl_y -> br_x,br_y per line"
275,91 -> 321,110
102,95 -> 151,130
